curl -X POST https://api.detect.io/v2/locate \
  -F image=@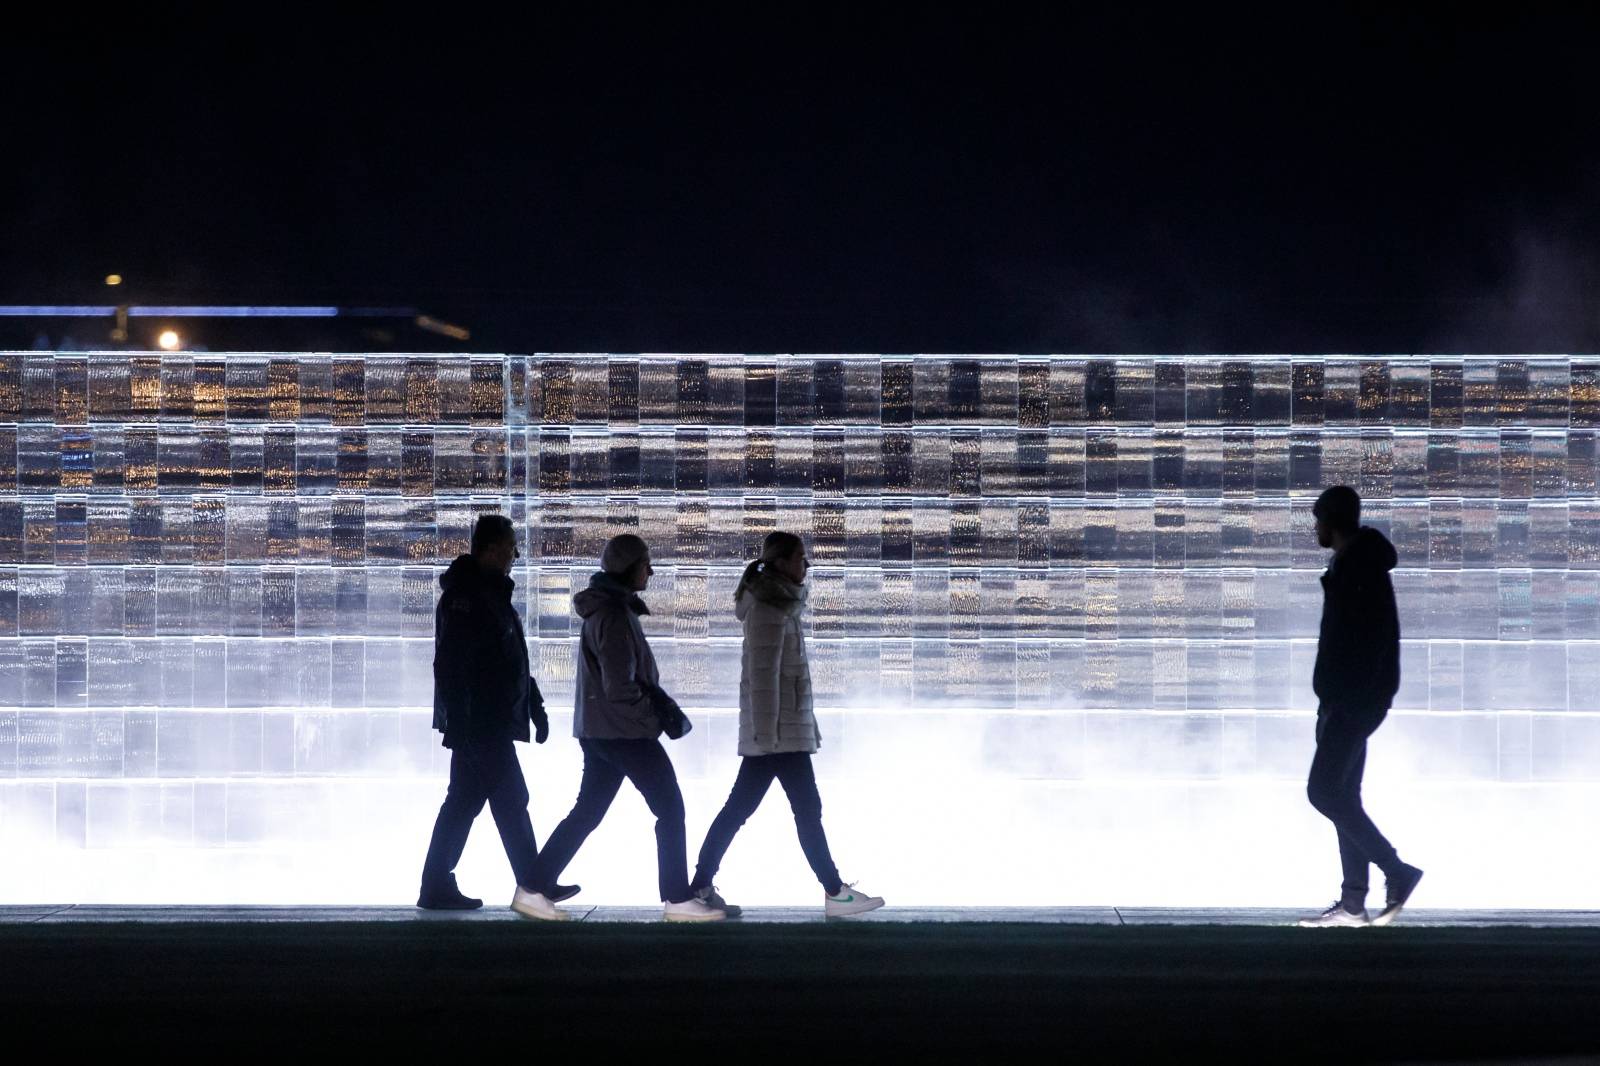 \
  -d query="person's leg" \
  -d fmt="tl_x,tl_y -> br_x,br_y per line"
1335,740 -> 1372,906
1335,710 -> 1404,877
690,756 -> 778,893
468,736 -> 542,890
1308,709 -> 1402,907
773,753 -> 844,895
608,739 -> 692,903
420,745 -> 489,896
527,739 -> 625,892
1363,706 -> 1424,922
1308,709 -> 1365,908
